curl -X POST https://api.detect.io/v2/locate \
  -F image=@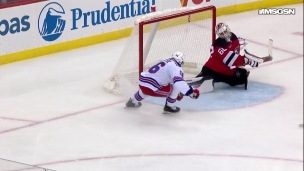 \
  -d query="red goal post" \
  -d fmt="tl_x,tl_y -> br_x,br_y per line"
104,5 -> 216,94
